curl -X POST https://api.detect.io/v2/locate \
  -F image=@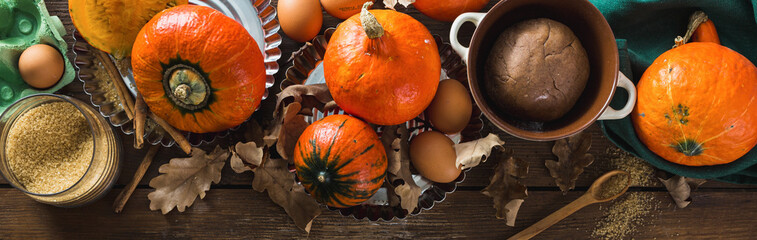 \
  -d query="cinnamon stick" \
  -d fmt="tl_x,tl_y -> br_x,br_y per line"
113,145 -> 160,213
94,49 -> 135,119
133,93 -> 147,149
148,112 -> 192,155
